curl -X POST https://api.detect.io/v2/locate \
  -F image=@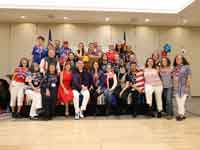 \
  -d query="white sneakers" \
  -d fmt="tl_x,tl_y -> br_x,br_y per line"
75,111 -> 84,120
75,113 -> 80,120
79,111 -> 84,118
